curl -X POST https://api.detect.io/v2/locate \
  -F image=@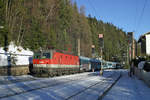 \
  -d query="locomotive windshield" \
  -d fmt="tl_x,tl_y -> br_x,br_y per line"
34,52 -> 51,59
42,52 -> 51,59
